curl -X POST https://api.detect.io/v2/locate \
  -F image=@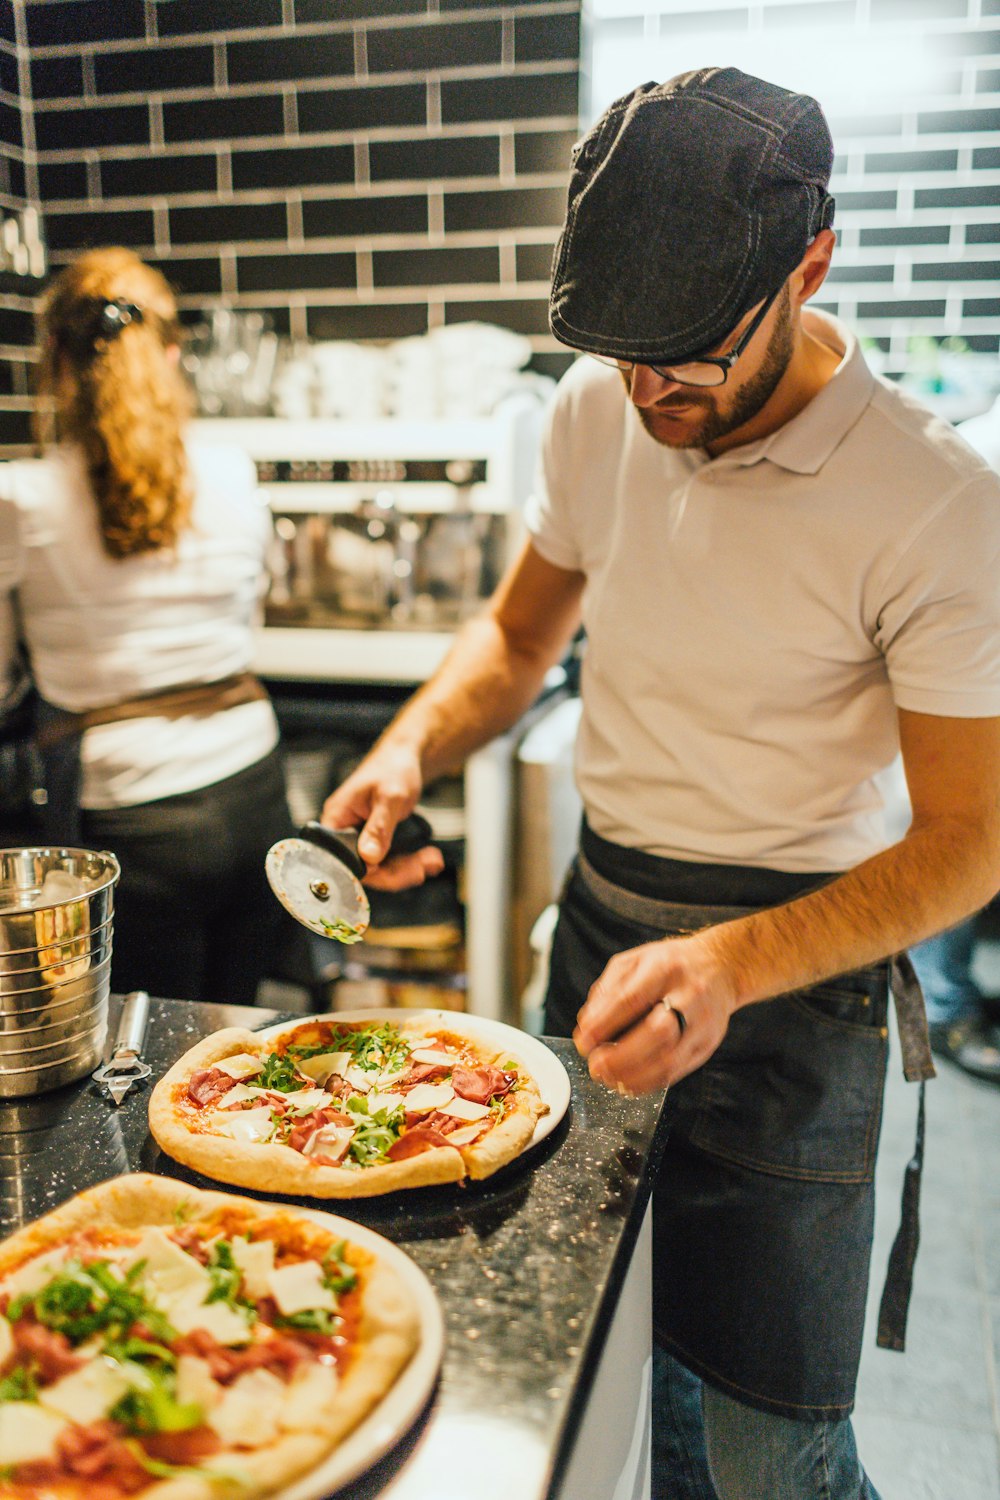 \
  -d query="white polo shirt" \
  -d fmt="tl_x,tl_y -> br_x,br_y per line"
525,310 -> 1000,873
0,438 -> 278,808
